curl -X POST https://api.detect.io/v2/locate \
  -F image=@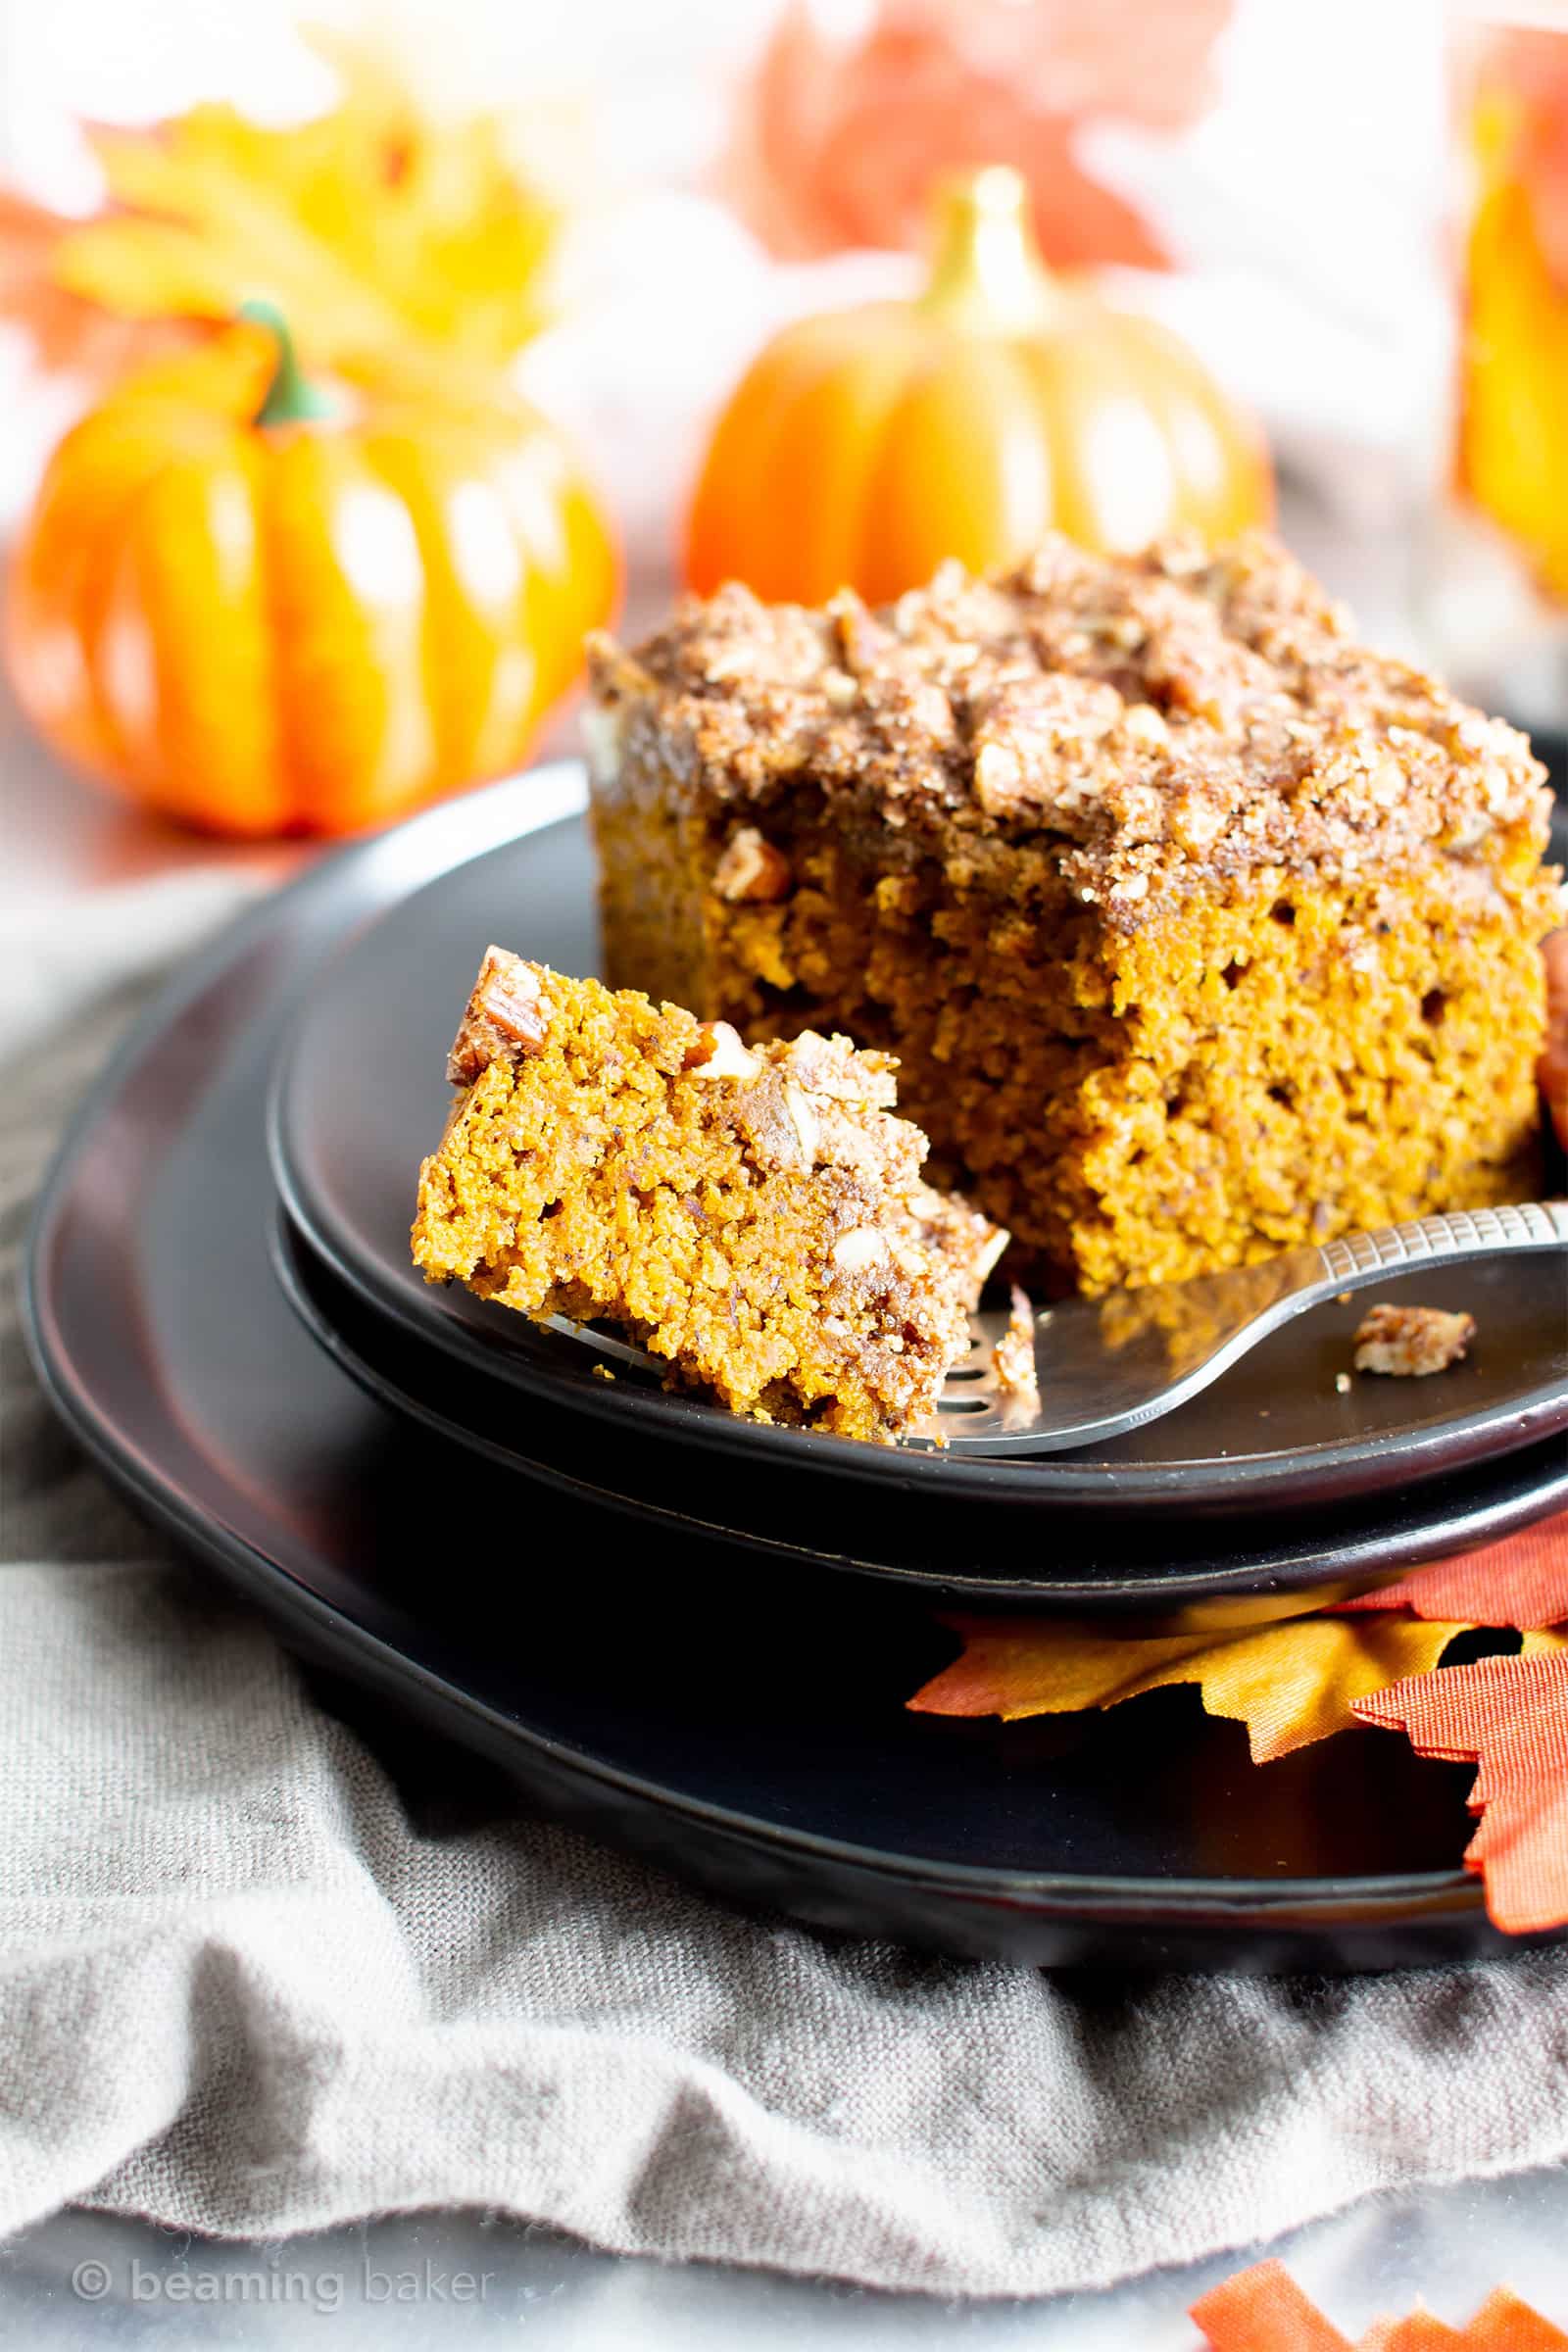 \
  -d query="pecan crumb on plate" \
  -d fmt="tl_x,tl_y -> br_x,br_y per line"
993,1284 -> 1040,1425
1352,1302 -> 1476,1377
